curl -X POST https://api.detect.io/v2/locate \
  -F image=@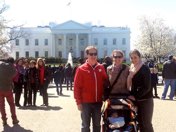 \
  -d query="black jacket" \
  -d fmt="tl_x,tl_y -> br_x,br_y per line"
131,64 -> 153,100
162,60 -> 176,79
